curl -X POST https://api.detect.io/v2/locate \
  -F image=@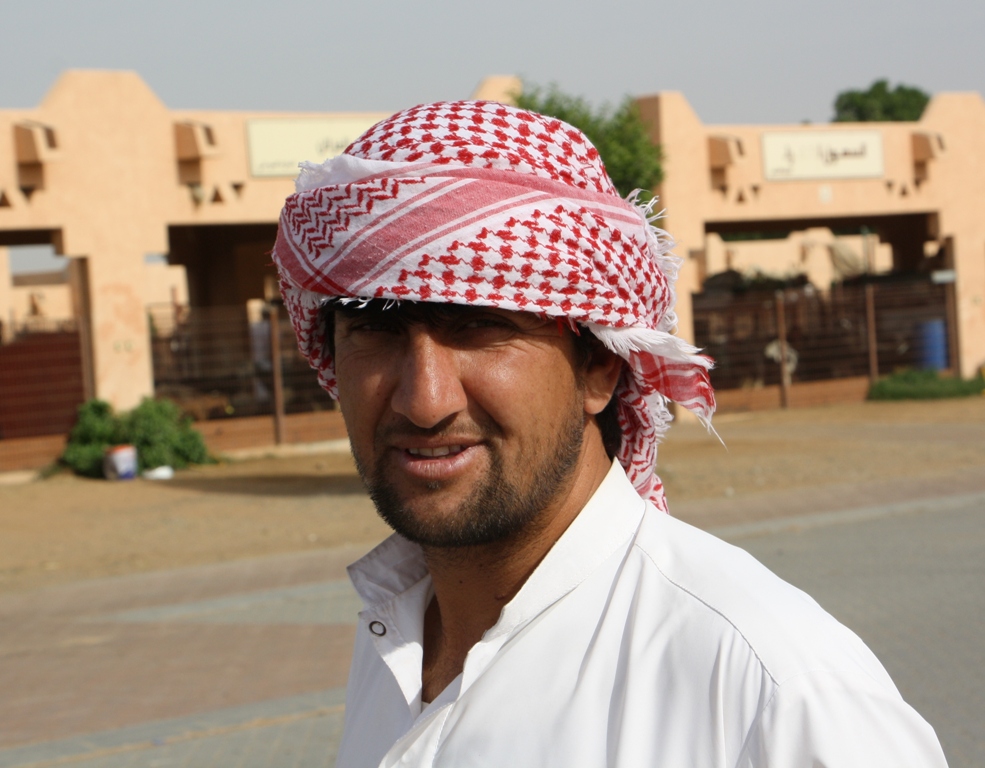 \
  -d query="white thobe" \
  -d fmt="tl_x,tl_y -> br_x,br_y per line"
336,462 -> 948,767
